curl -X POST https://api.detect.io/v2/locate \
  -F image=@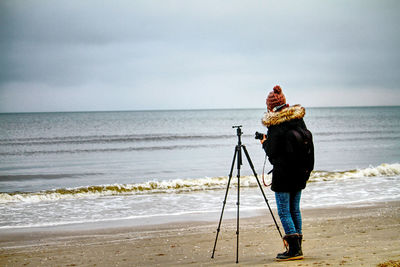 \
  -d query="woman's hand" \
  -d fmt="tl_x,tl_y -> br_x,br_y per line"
260,134 -> 267,144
